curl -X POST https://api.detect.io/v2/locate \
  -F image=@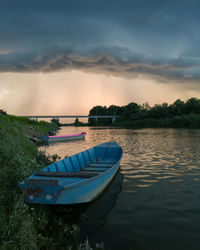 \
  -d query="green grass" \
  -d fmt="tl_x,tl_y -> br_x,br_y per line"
0,115 -> 85,250
1,115 -> 59,135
